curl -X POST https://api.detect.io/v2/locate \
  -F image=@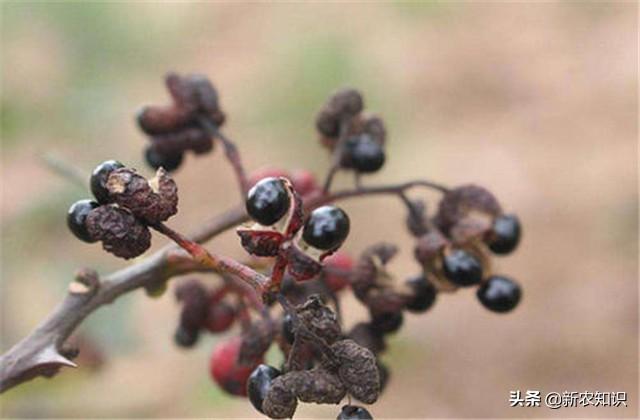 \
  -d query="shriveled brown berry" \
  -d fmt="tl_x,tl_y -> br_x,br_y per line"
361,114 -> 386,144
414,229 -> 449,265
239,320 -> 275,365
106,167 -> 178,225
296,295 -> 341,344
328,88 -> 364,118
330,339 -> 380,404
175,280 -> 209,331
347,322 -> 386,355
435,185 -> 502,234
136,104 -> 190,135
151,126 -> 212,156
85,205 -> 151,259
263,368 -> 346,419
